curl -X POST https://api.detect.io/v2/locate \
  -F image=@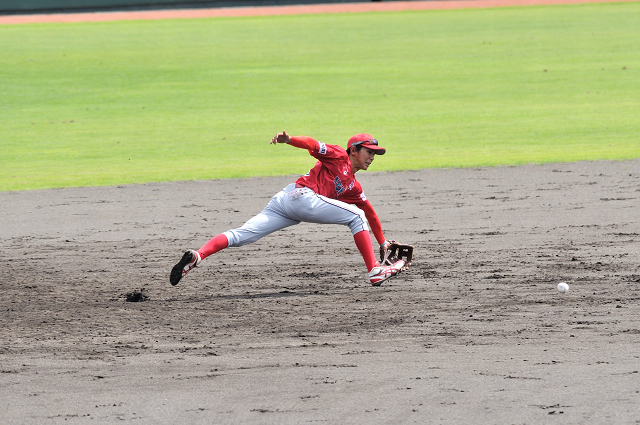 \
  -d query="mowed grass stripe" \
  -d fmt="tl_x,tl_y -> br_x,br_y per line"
0,3 -> 638,191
